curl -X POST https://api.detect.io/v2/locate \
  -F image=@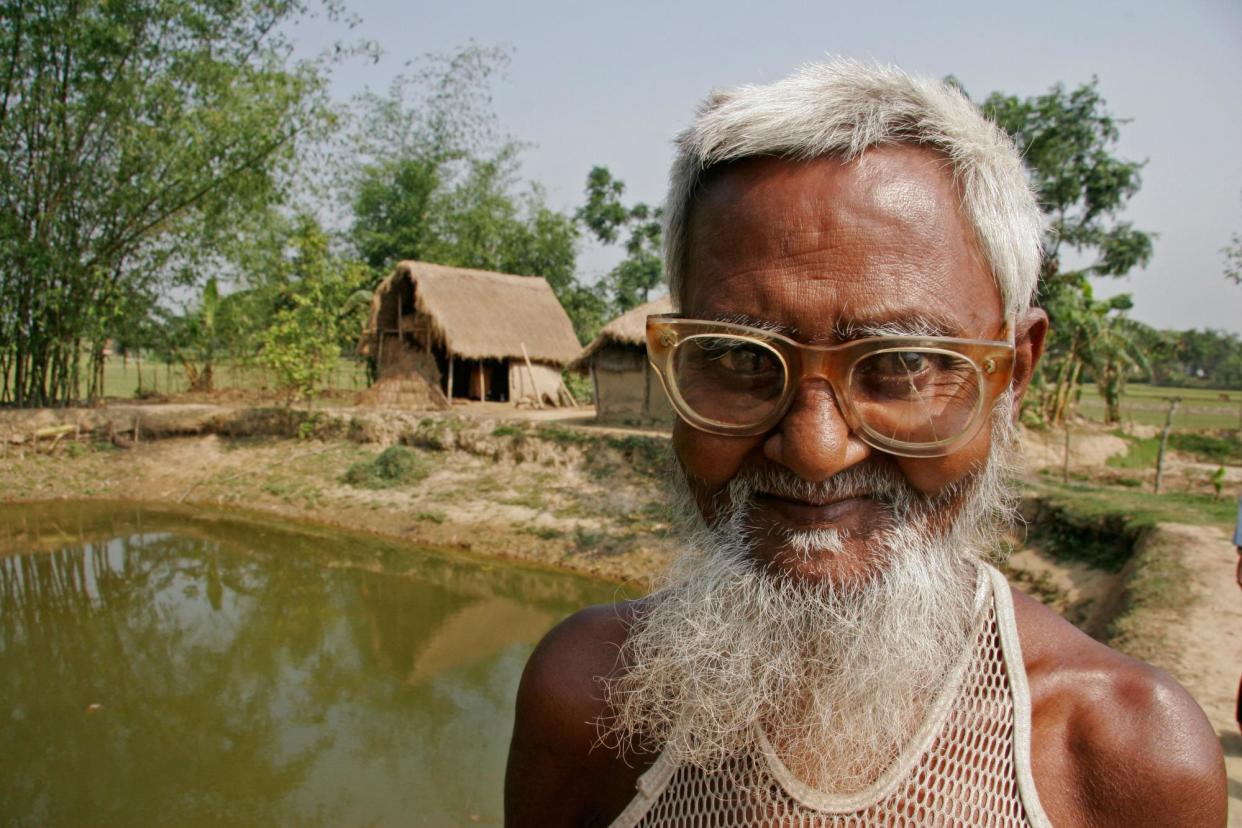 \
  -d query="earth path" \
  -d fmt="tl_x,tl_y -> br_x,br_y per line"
1140,524 -> 1242,824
